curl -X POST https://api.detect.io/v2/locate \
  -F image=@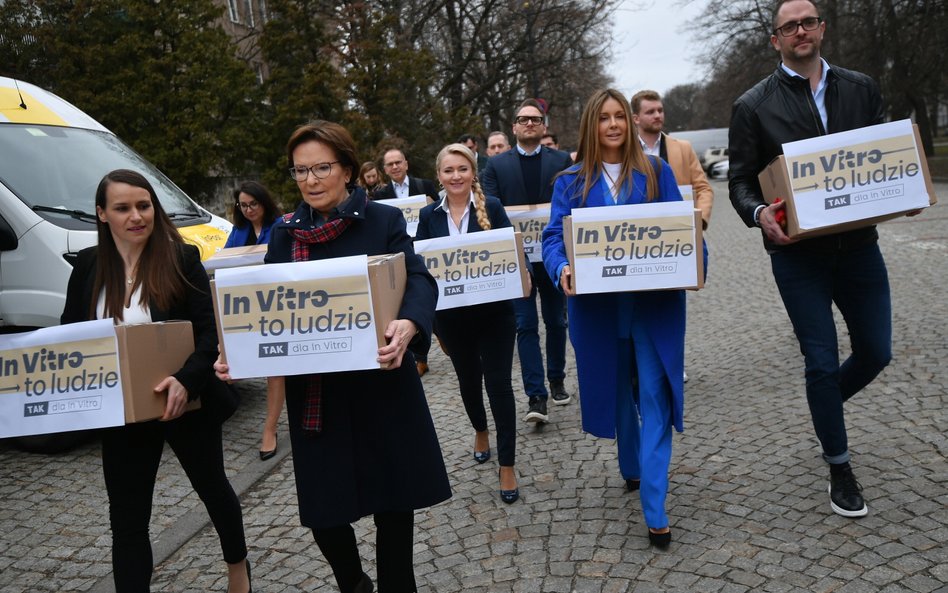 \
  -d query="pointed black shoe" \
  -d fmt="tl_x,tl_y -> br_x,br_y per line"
499,469 -> 519,504
625,478 -> 640,492
259,435 -> 277,461
648,528 -> 671,549
473,448 -> 491,463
